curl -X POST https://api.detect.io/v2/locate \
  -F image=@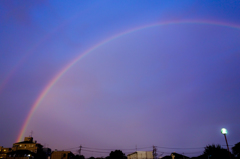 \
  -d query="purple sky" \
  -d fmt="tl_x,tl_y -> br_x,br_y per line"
1,1 -> 240,158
